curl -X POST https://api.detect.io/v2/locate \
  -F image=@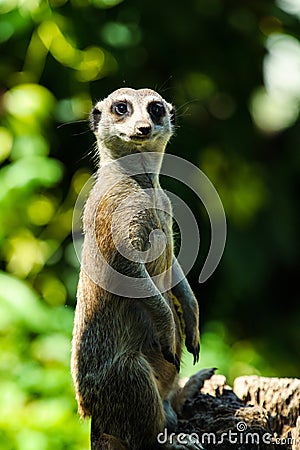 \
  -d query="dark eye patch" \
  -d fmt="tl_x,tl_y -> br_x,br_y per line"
112,101 -> 129,116
148,102 -> 166,123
